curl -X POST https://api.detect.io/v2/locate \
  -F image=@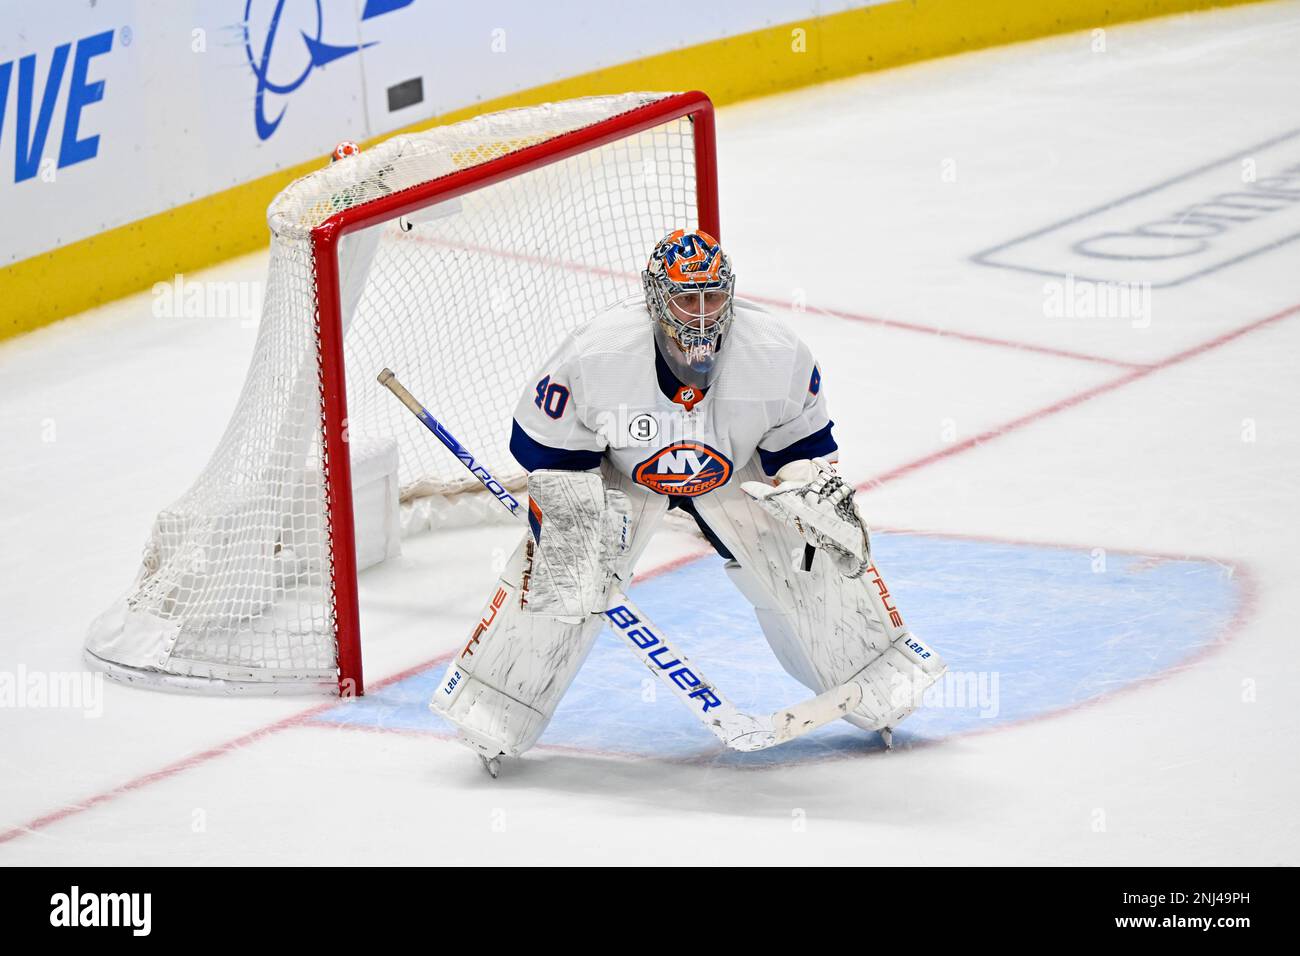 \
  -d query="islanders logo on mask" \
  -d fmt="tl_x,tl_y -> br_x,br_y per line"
633,442 -> 733,497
